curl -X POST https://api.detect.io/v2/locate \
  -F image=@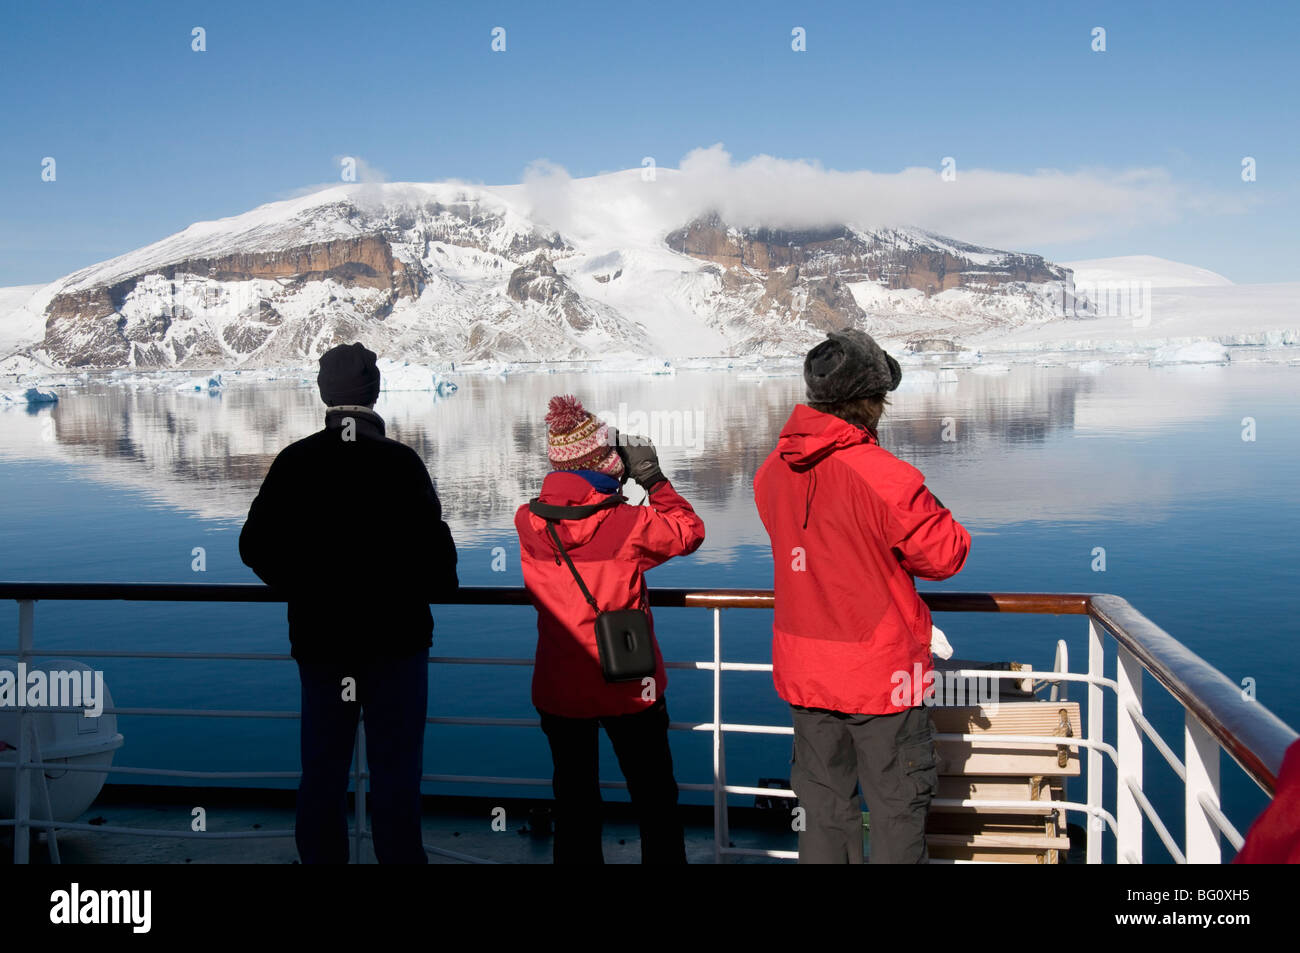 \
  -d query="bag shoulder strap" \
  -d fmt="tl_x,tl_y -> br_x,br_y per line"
527,494 -> 623,521
544,521 -> 601,614
530,493 -> 648,614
